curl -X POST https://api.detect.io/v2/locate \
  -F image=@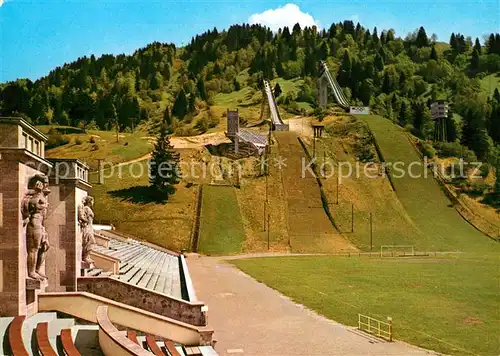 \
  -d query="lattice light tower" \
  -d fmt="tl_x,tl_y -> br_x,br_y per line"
431,100 -> 449,142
